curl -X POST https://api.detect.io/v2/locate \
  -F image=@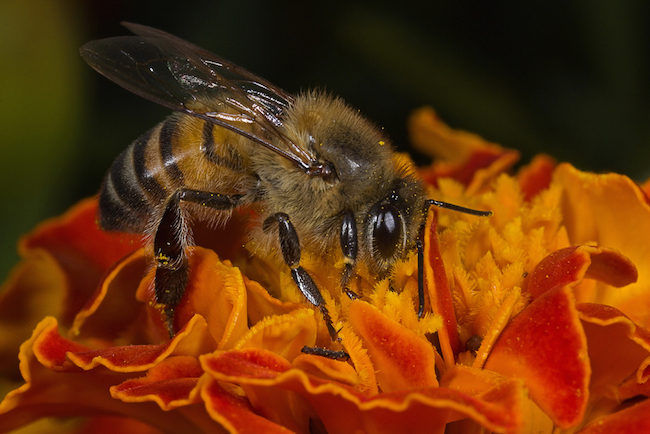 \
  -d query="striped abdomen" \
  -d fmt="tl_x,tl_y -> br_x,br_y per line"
99,113 -> 251,233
